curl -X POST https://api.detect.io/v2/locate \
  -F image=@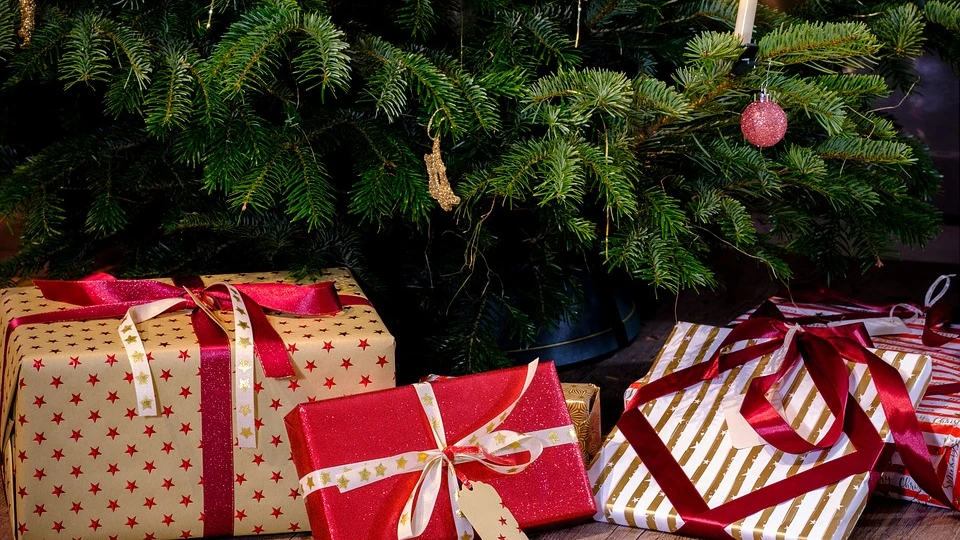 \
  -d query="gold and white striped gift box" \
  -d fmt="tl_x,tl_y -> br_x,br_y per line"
590,321 -> 933,540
